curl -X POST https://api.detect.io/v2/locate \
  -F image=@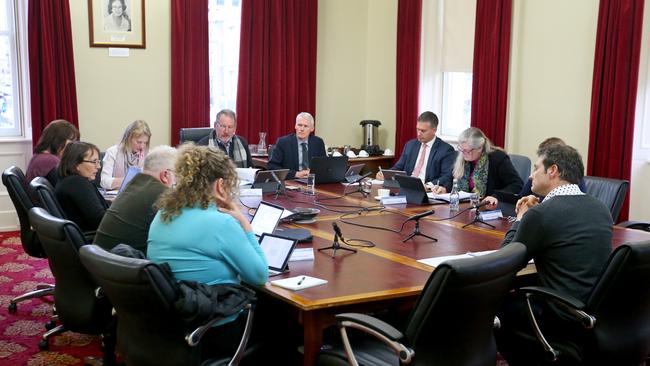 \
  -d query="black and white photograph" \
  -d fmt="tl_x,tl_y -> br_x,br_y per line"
88,0 -> 146,48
